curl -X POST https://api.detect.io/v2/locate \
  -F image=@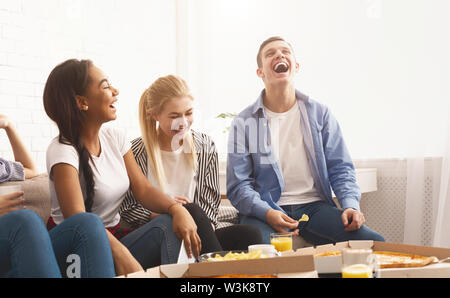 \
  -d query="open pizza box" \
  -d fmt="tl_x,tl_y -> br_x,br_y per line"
117,254 -> 318,278
281,240 -> 450,277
